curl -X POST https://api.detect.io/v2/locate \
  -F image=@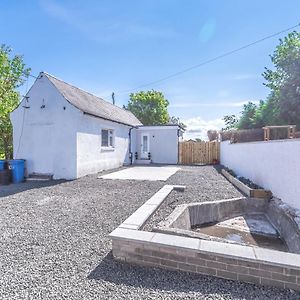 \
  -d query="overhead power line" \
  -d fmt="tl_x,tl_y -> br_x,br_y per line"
111,22 -> 300,97
28,73 -> 38,79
